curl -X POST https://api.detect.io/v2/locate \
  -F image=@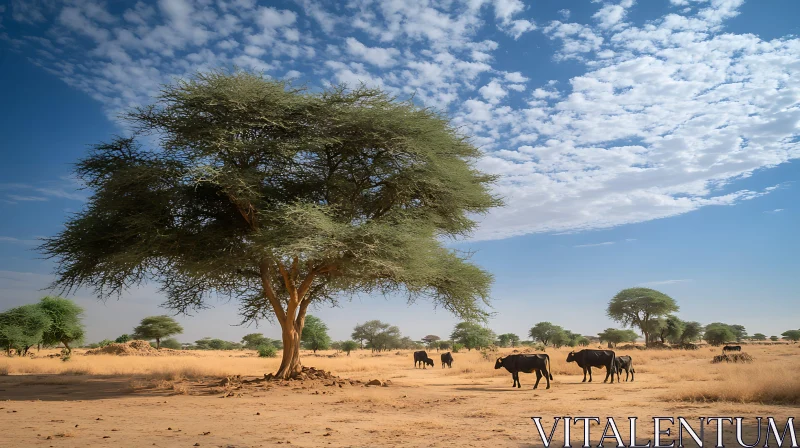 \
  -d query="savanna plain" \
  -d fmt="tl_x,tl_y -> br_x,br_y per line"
1,344 -> 798,448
